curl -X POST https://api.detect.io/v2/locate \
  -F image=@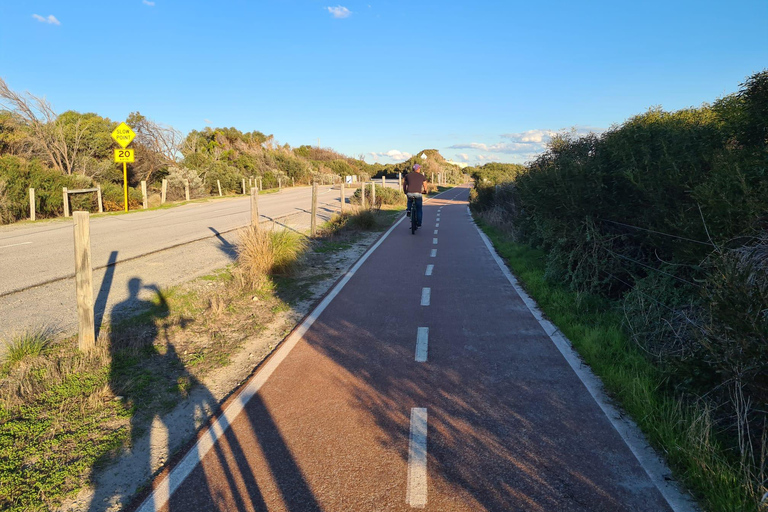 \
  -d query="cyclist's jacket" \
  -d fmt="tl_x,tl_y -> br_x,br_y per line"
403,172 -> 426,195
